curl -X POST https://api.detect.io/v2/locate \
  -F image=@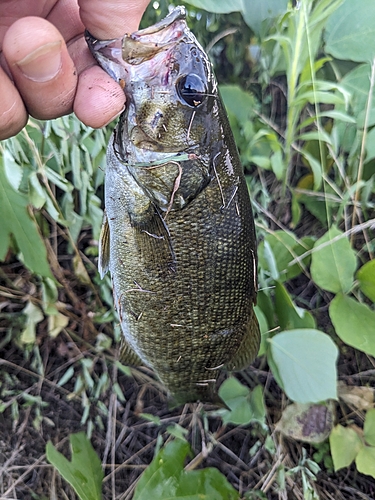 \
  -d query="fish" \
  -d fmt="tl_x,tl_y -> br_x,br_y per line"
86,6 -> 260,406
